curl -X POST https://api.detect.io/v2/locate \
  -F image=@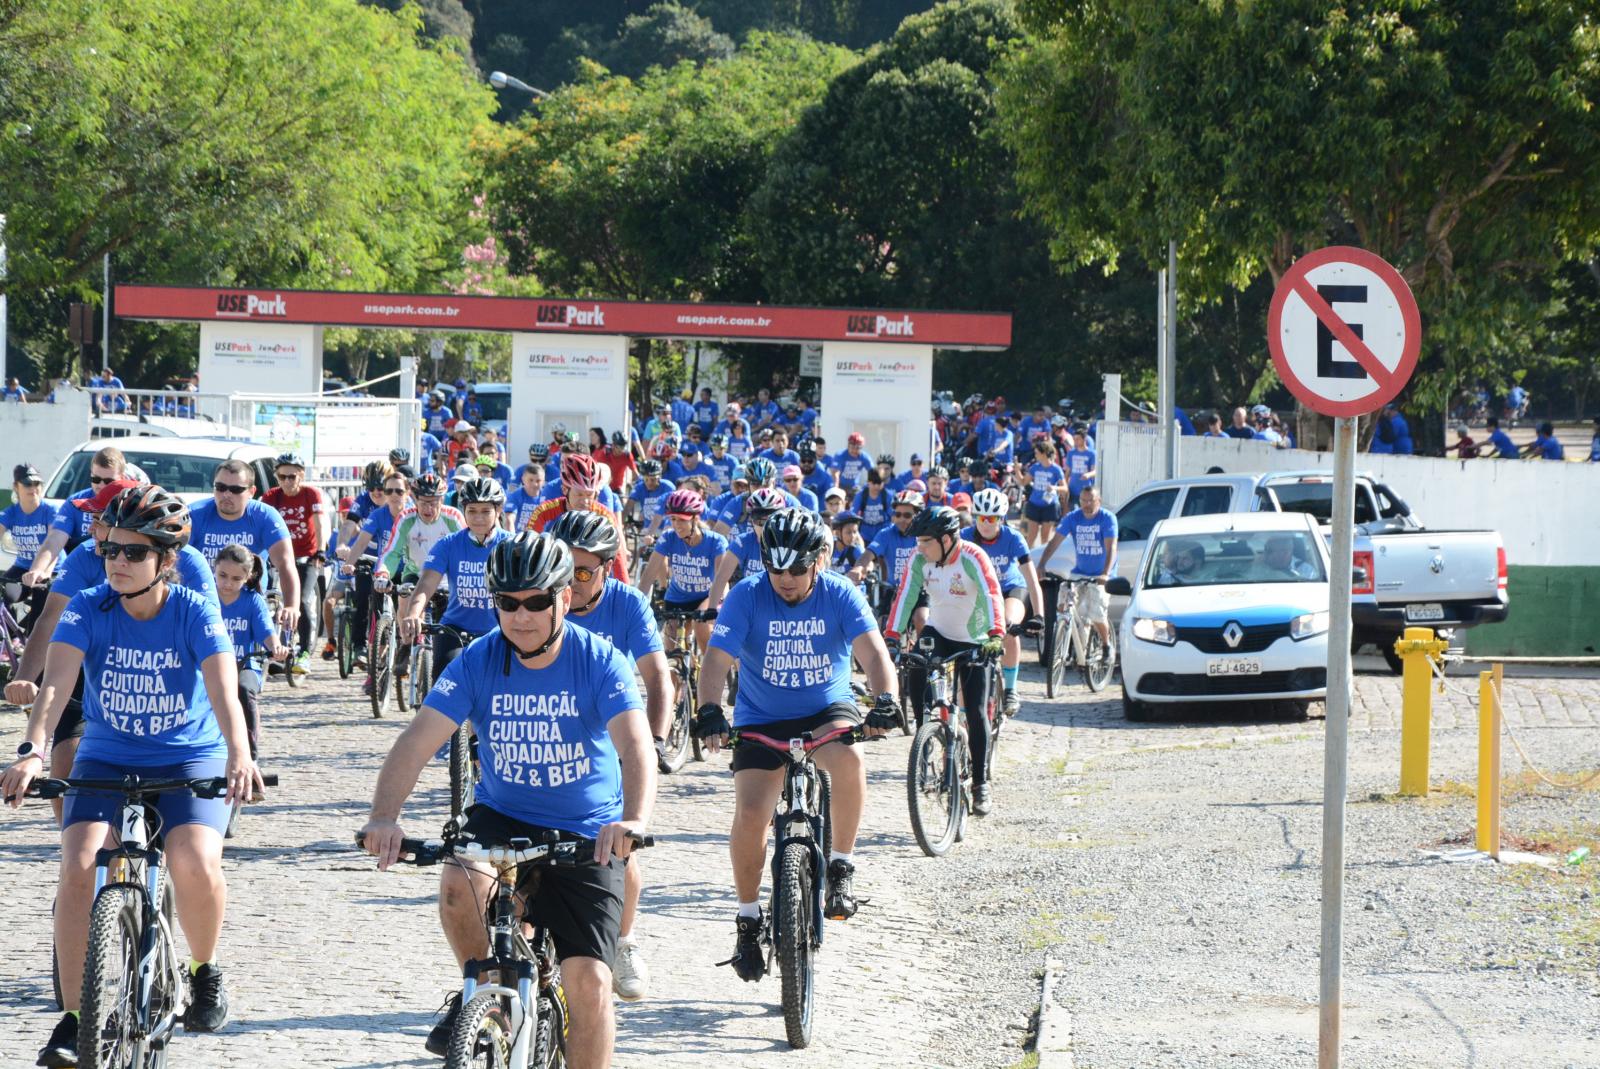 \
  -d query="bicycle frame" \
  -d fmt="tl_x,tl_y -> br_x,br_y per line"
92,799 -> 185,1052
